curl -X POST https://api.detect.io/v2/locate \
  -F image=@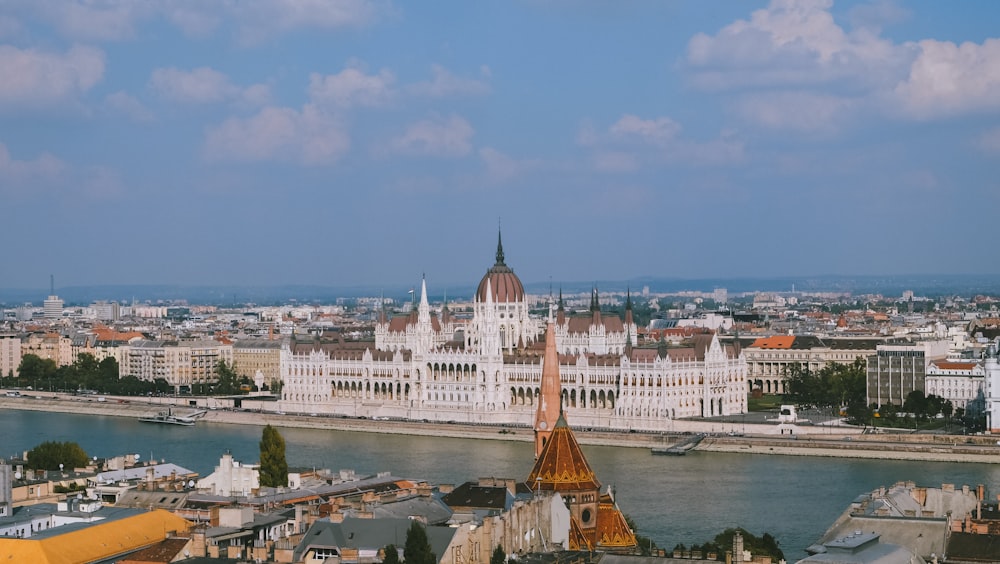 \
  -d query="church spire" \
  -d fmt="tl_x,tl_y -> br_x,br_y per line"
534,321 -> 562,458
